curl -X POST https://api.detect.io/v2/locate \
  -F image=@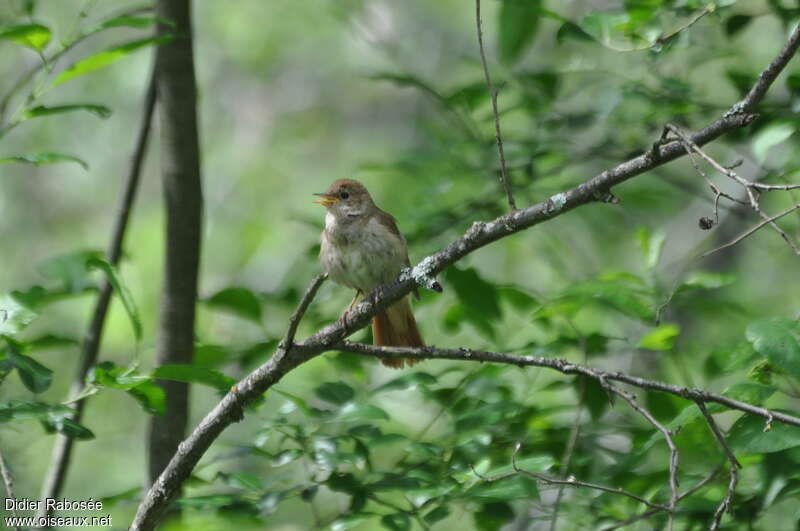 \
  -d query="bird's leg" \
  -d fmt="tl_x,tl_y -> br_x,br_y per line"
341,289 -> 363,326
